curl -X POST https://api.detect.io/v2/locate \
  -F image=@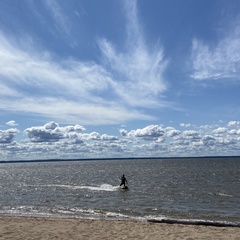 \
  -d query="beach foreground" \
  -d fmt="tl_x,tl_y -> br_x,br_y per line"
0,216 -> 239,240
